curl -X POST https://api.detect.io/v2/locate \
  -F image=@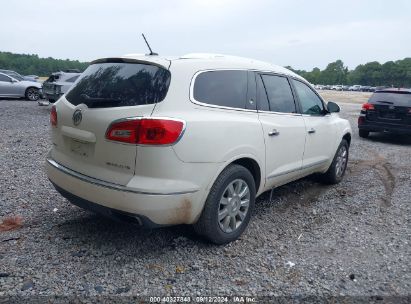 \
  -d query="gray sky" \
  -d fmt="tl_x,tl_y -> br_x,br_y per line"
2,0 -> 411,70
